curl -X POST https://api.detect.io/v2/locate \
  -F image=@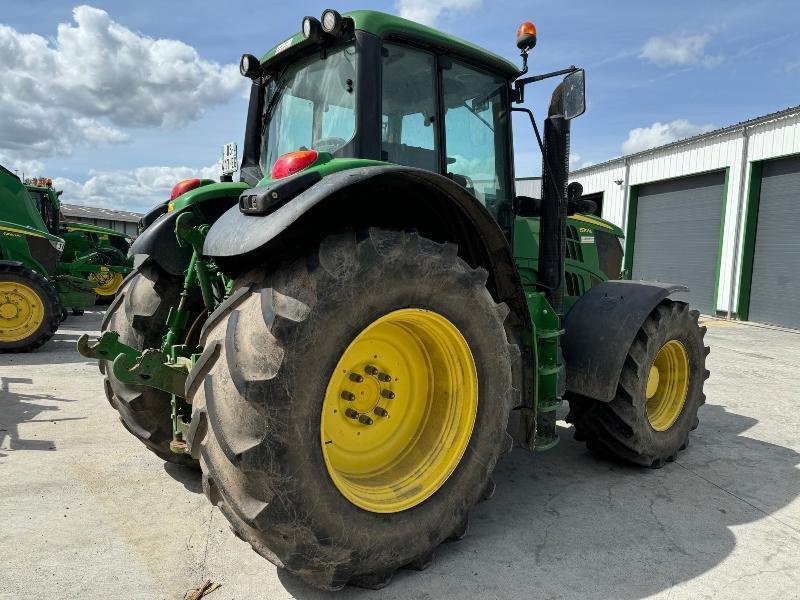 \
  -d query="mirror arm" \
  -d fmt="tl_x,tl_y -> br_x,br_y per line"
514,65 -> 579,104
510,107 -> 564,208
